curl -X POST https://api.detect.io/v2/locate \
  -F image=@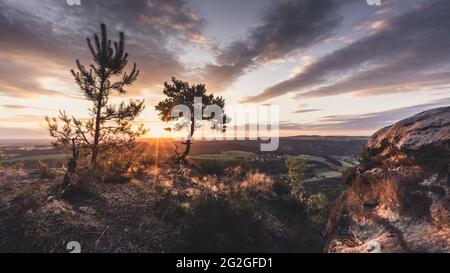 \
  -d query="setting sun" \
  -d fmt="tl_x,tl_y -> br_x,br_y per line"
149,125 -> 168,138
